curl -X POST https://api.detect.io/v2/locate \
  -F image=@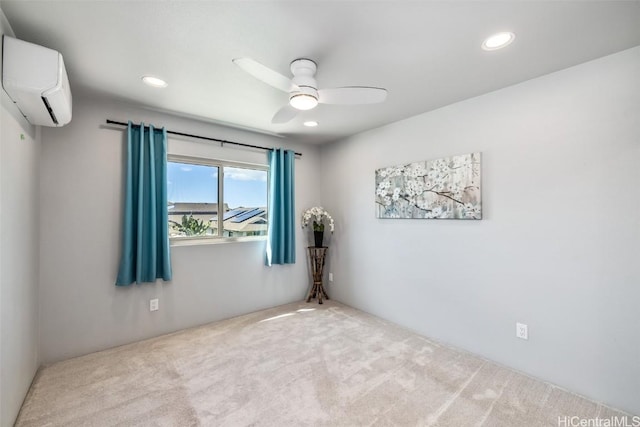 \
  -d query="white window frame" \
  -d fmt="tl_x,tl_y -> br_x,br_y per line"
168,154 -> 269,246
